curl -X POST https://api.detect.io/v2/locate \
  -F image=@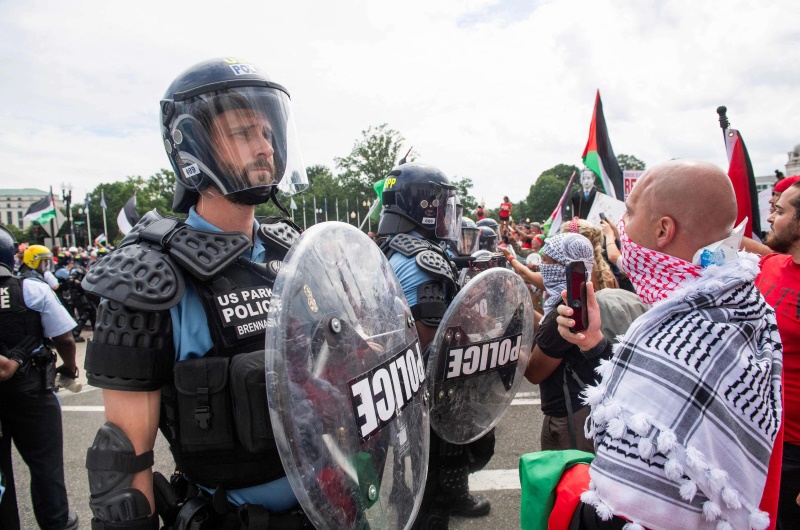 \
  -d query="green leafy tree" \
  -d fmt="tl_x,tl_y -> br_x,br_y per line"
452,177 -> 479,215
524,164 -> 580,221
616,154 -> 646,171
334,124 -> 412,198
